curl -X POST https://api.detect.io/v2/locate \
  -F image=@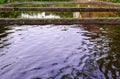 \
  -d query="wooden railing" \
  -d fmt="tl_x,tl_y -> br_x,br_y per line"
0,1 -> 120,25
